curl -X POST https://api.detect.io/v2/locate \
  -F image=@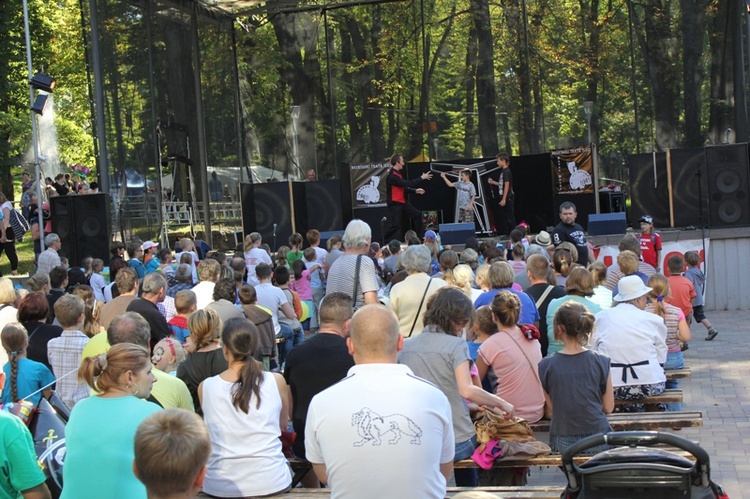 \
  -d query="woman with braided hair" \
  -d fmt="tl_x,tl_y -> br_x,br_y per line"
1,323 -> 54,407
61,344 -> 159,499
